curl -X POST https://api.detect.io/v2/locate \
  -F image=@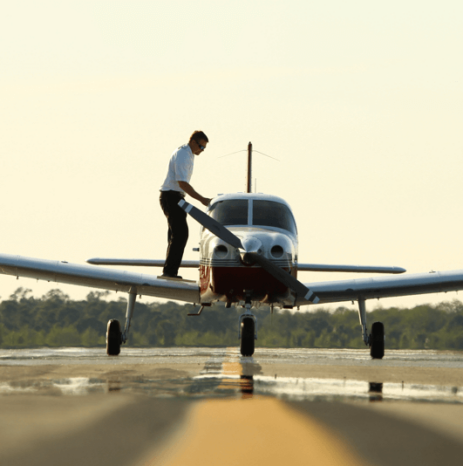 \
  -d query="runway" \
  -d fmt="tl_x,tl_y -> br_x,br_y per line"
1,347 -> 463,465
